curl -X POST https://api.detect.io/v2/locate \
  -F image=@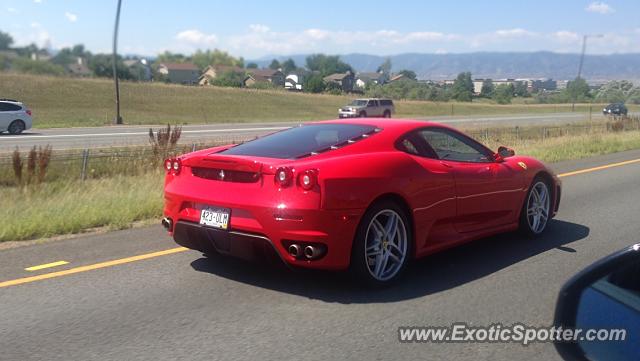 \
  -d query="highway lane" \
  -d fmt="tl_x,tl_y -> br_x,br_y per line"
1,149 -> 640,360
0,112 -> 601,151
